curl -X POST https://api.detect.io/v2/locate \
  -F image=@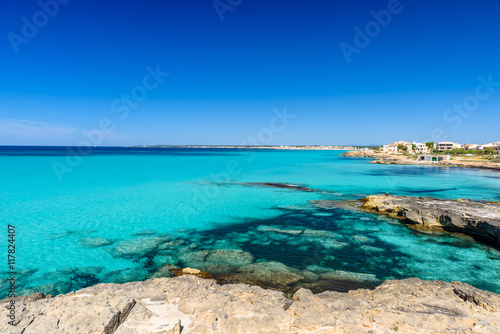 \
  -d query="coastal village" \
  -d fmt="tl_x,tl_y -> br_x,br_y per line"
377,140 -> 500,163
379,140 -> 500,155
342,140 -> 500,171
